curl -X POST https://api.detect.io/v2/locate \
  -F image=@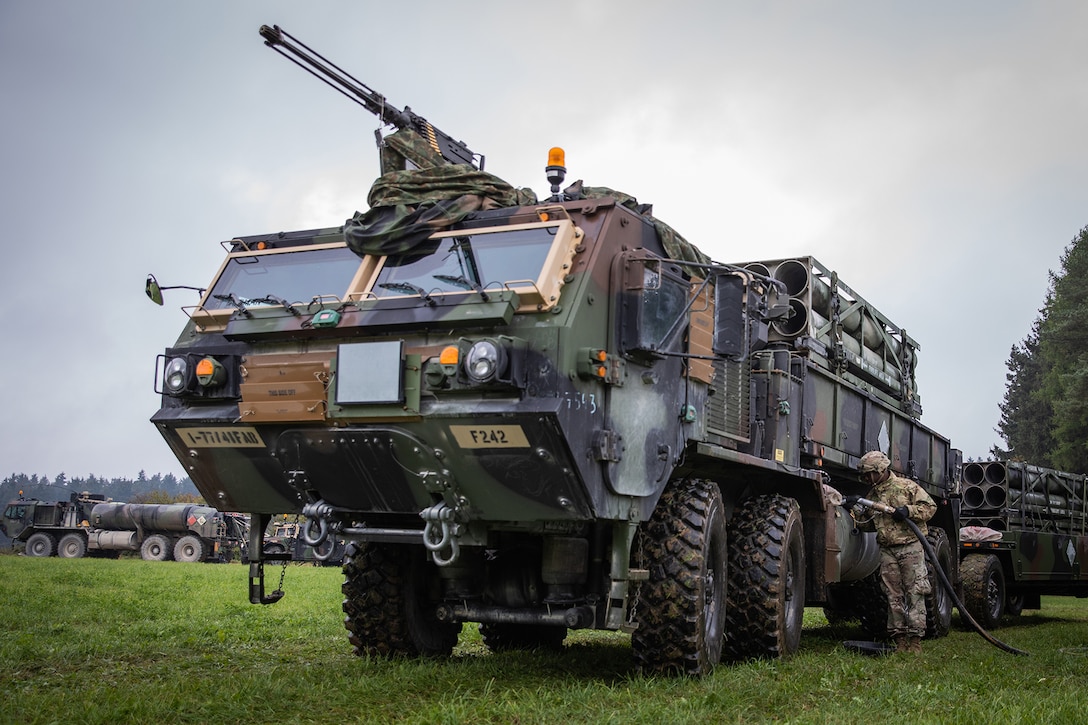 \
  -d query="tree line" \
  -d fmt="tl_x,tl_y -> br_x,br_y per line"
1,471 -> 201,507
994,224 -> 1088,474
